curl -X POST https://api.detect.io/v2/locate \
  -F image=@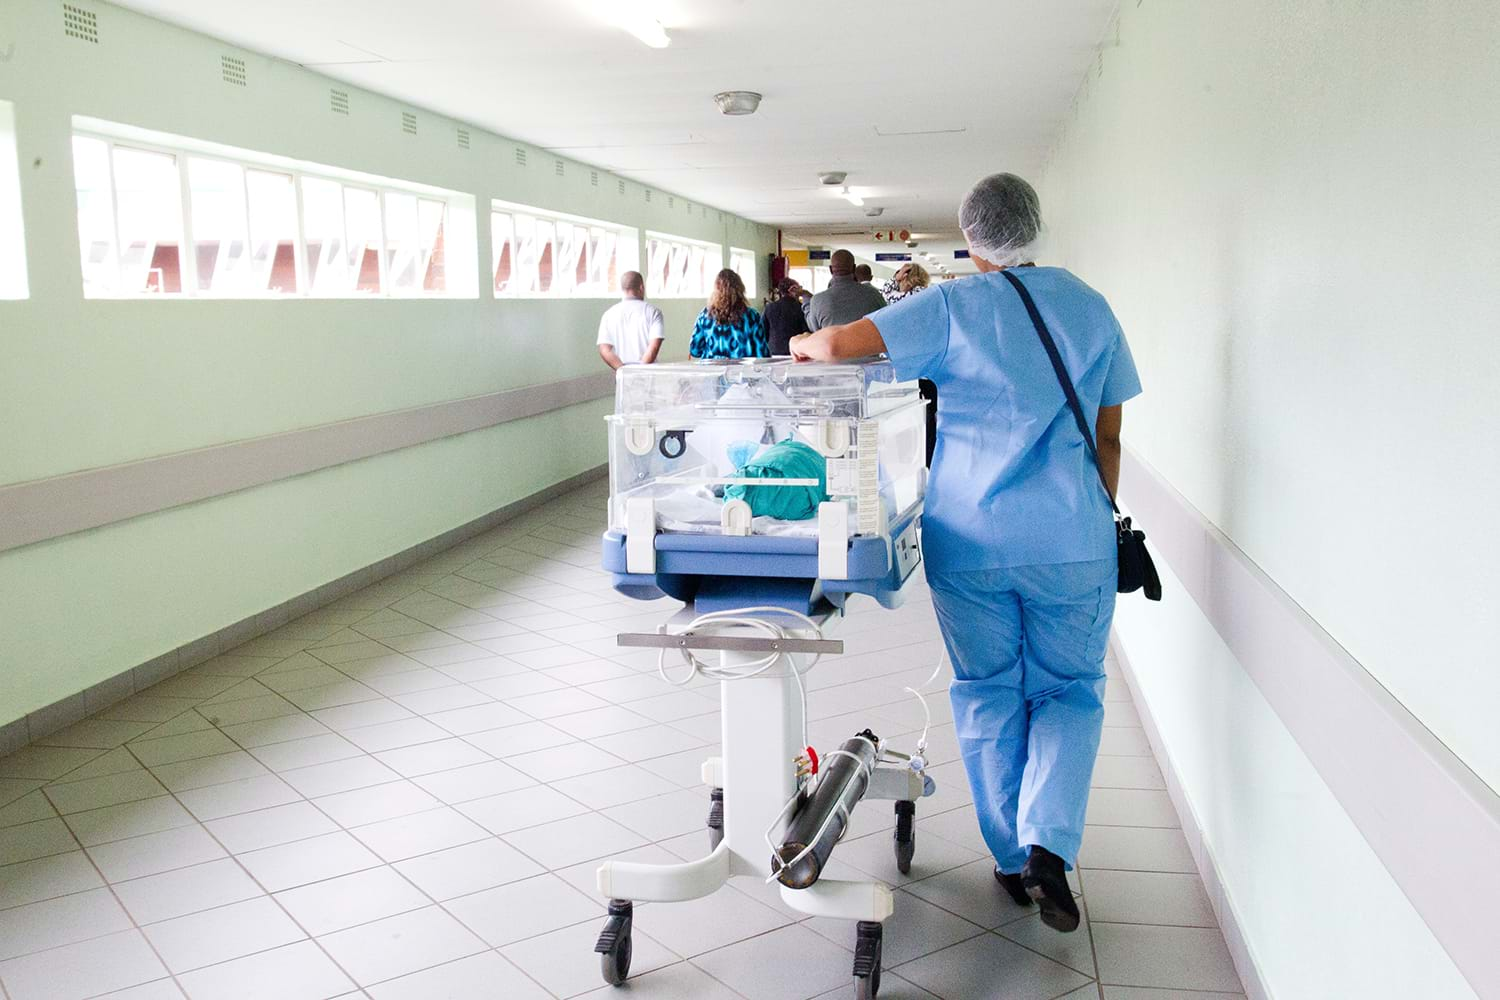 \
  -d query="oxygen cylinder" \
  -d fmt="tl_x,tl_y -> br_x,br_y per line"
772,730 -> 879,889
